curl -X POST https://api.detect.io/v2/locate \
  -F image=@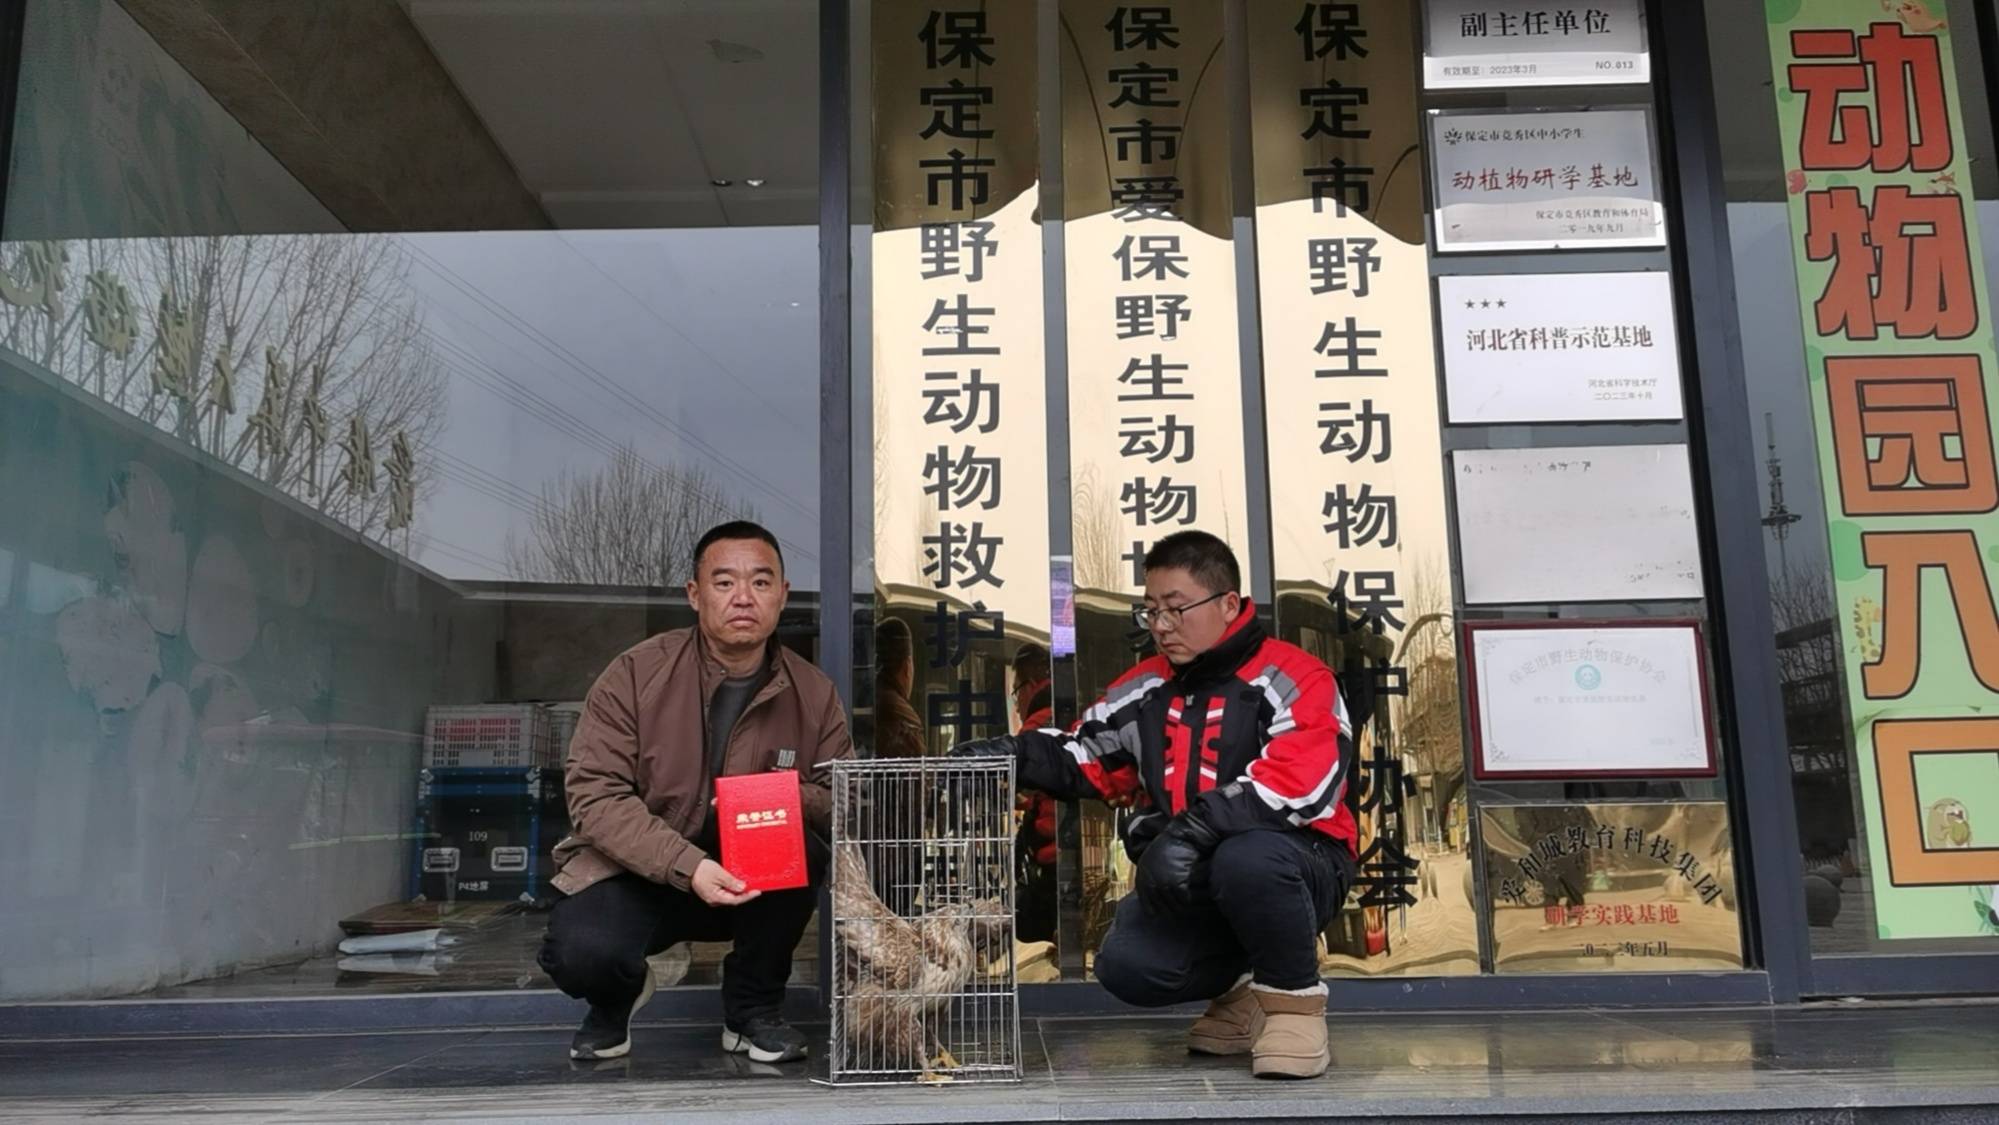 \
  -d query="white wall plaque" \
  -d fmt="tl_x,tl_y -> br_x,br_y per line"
1424,0 -> 1650,90
1439,271 -> 1684,423
1430,108 -> 1664,253
1466,621 -> 1715,780
1453,444 -> 1703,604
